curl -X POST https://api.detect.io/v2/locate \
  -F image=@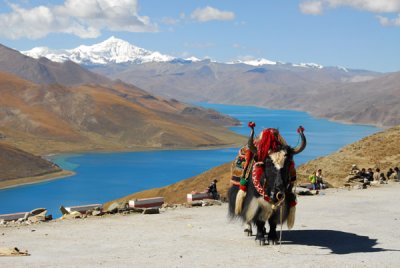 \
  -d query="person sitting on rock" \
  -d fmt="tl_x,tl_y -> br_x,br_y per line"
366,168 -> 374,182
394,167 -> 400,182
387,168 -> 396,181
207,179 -> 219,200
309,171 -> 318,190
315,169 -> 326,189
373,168 -> 381,183
379,173 -> 388,184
